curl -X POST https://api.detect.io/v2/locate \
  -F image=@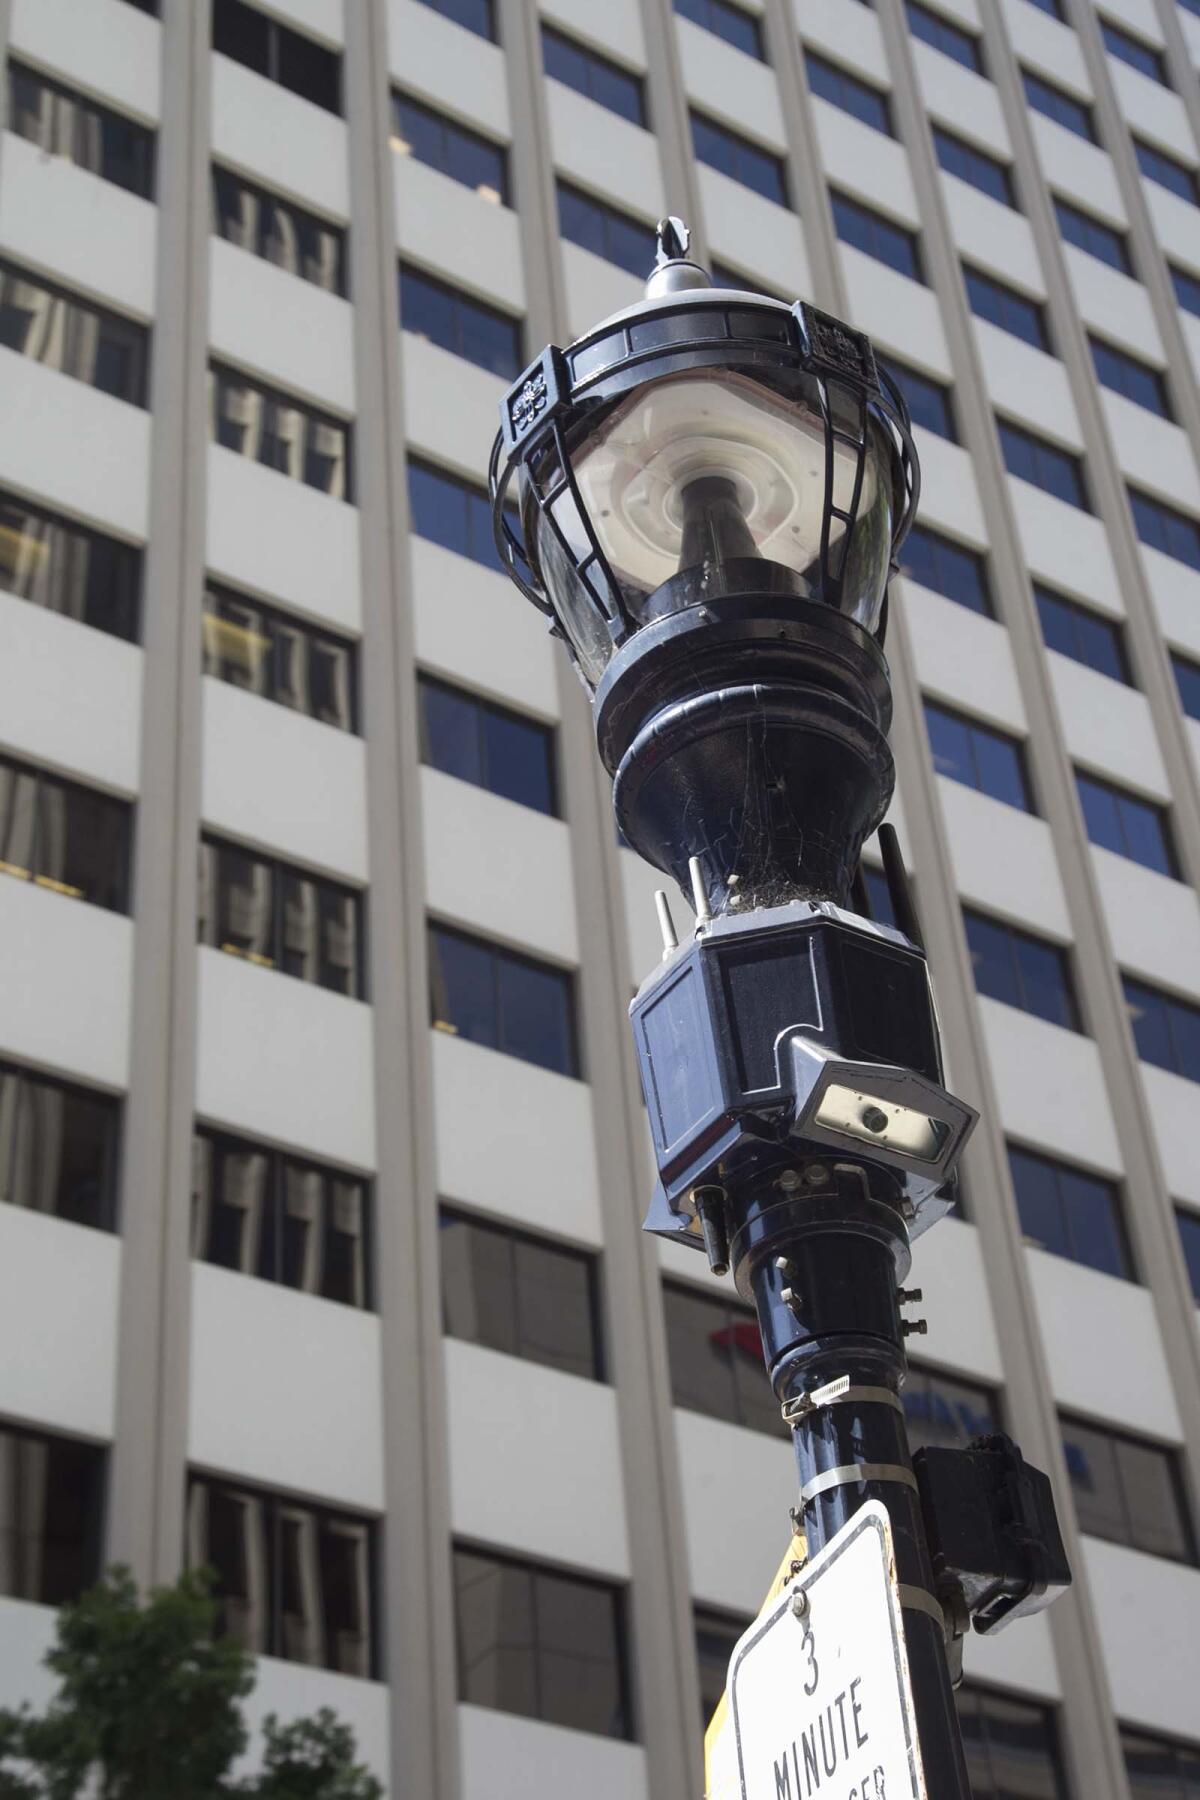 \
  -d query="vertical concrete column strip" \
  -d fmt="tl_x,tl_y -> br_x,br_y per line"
107,0 -> 212,1586
344,5 -> 461,1797
500,2 -> 704,1791
638,0 -> 707,257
